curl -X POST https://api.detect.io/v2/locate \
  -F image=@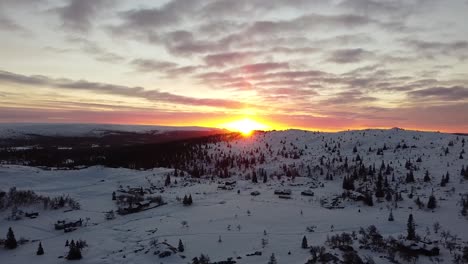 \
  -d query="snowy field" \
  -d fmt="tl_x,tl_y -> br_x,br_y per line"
0,129 -> 467,263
